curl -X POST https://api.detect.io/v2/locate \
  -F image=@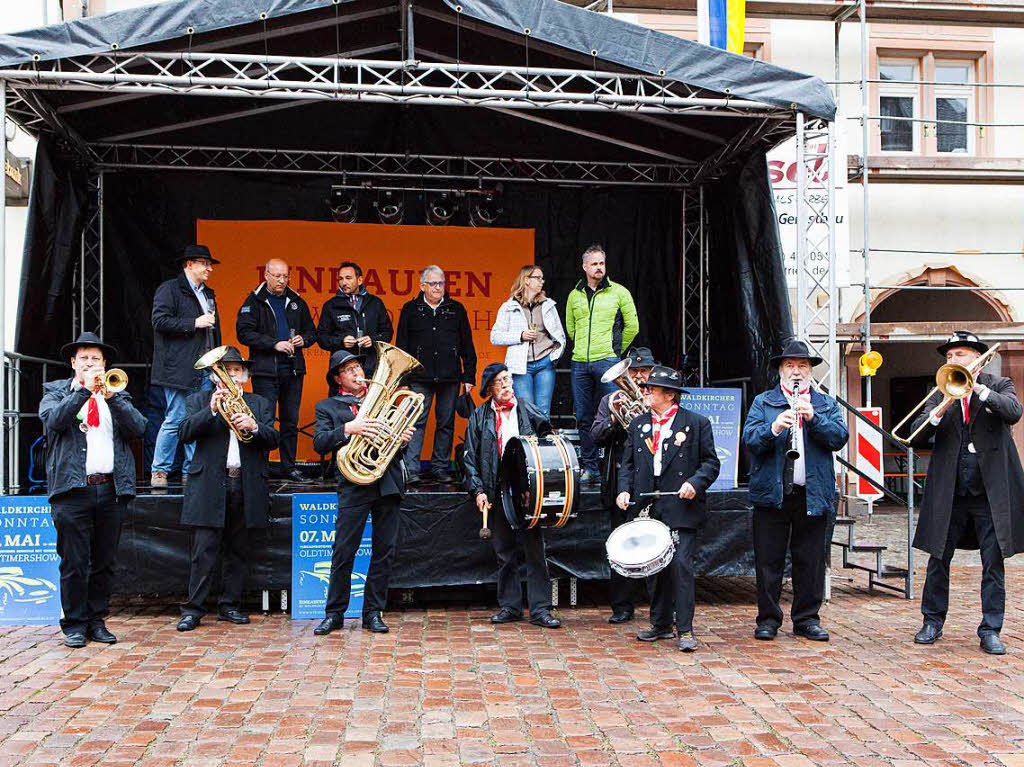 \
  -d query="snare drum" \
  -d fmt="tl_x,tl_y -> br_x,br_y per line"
499,434 -> 580,530
606,509 -> 675,579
